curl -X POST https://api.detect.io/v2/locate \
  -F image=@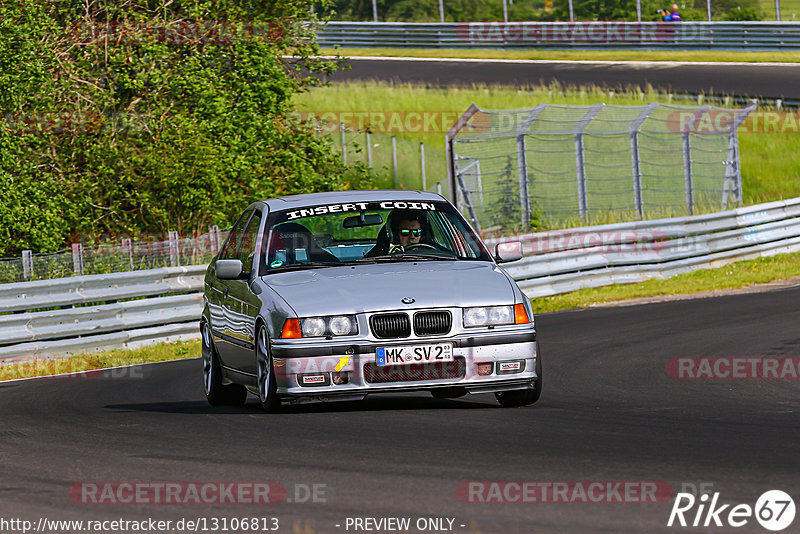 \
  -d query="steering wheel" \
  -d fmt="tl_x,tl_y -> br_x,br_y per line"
405,243 -> 439,251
